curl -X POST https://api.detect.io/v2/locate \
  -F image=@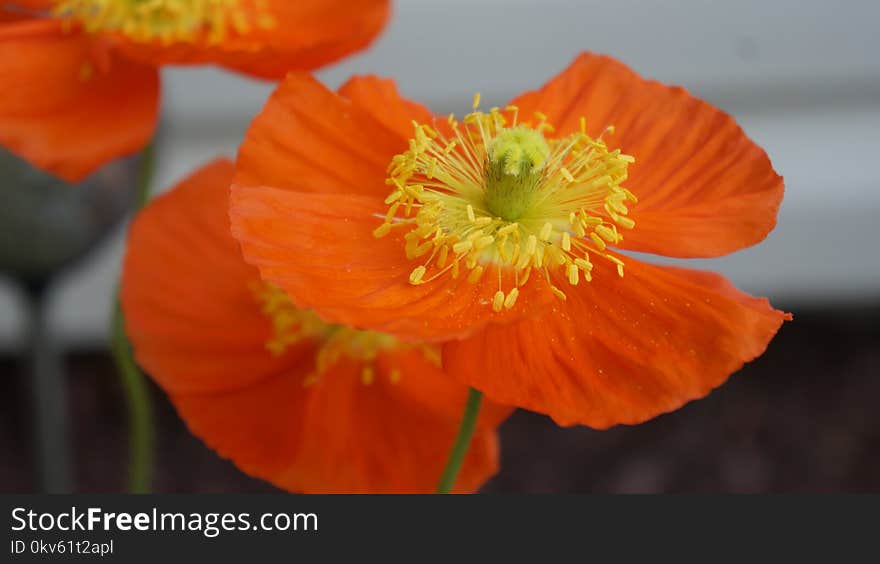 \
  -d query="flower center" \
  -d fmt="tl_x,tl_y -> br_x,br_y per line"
52,0 -> 275,44
251,283 -> 439,386
375,95 -> 637,312
484,126 -> 550,220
